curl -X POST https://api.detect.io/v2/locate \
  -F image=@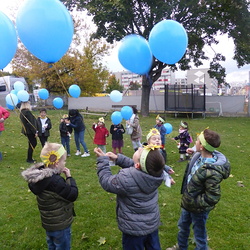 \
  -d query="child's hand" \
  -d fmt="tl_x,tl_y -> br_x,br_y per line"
186,148 -> 194,154
106,152 -> 118,161
168,169 -> 175,175
171,138 -> 175,141
171,178 -> 176,185
94,147 -> 105,157
62,167 -> 71,178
